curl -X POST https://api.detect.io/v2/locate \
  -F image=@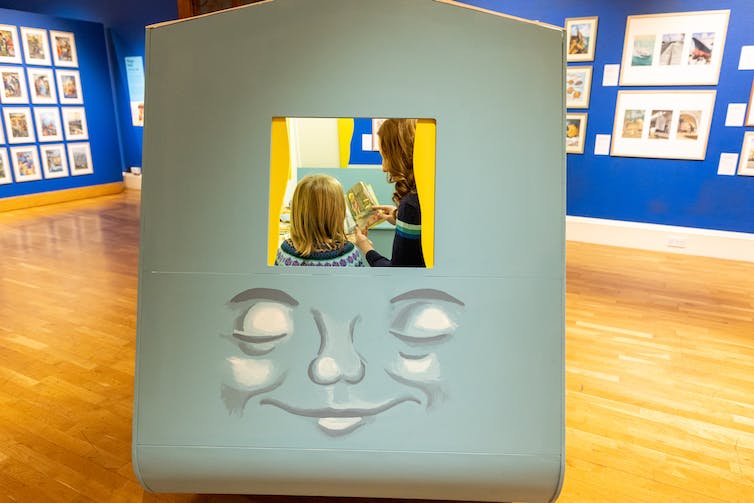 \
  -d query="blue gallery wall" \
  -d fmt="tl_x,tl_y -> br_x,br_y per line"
0,0 -> 178,172
0,8 -> 121,197
462,0 -> 754,234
